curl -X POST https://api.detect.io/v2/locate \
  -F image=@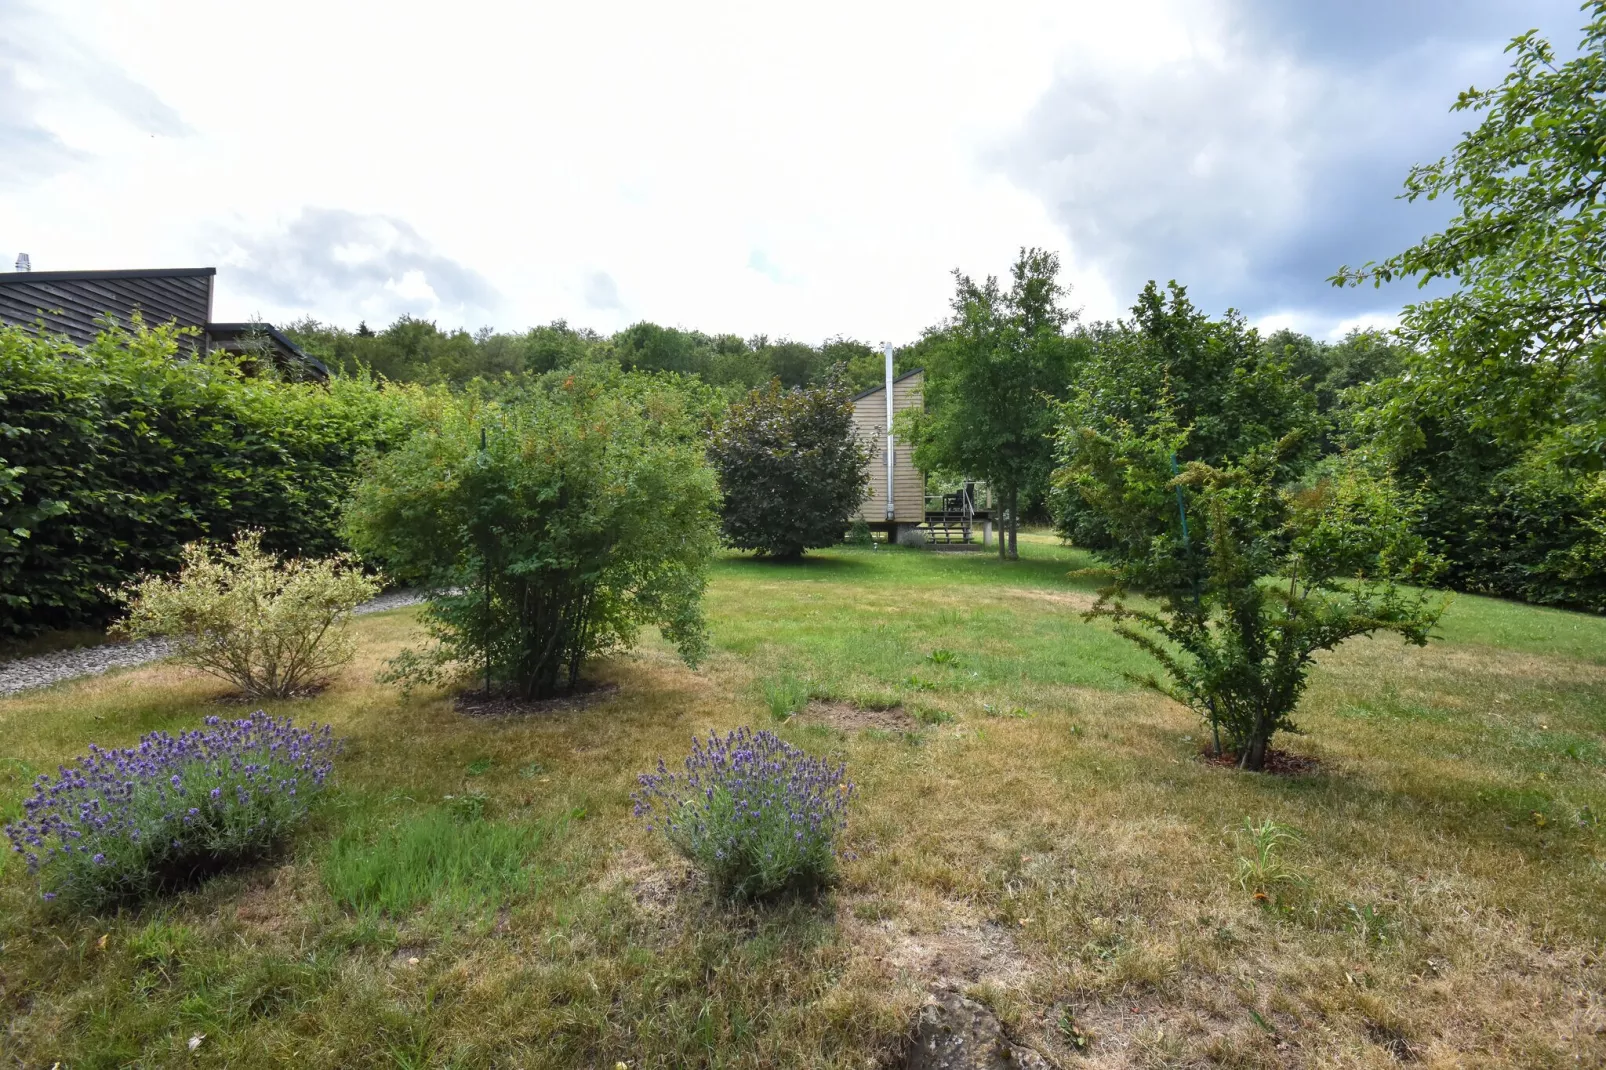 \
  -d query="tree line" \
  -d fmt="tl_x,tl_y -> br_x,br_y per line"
284,316 -> 900,396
